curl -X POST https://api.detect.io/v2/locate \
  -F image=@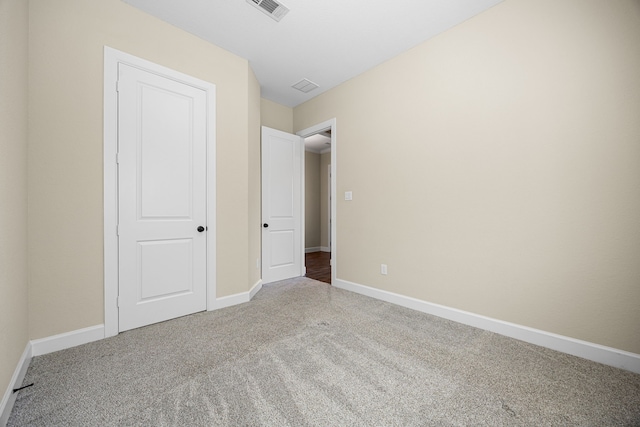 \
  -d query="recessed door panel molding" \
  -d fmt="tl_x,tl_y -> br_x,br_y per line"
269,138 -> 295,218
138,239 -> 193,301
138,84 -> 195,220
270,230 -> 295,268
